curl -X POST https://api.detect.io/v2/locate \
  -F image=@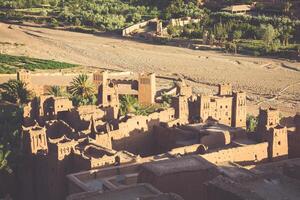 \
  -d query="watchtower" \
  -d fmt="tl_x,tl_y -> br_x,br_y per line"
256,107 -> 279,142
93,71 -> 118,106
17,69 -> 31,86
138,73 -> 156,105
198,95 -> 211,123
232,91 -> 246,128
22,125 -> 48,155
172,95 -> 189,122
267,125 -> 288,161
